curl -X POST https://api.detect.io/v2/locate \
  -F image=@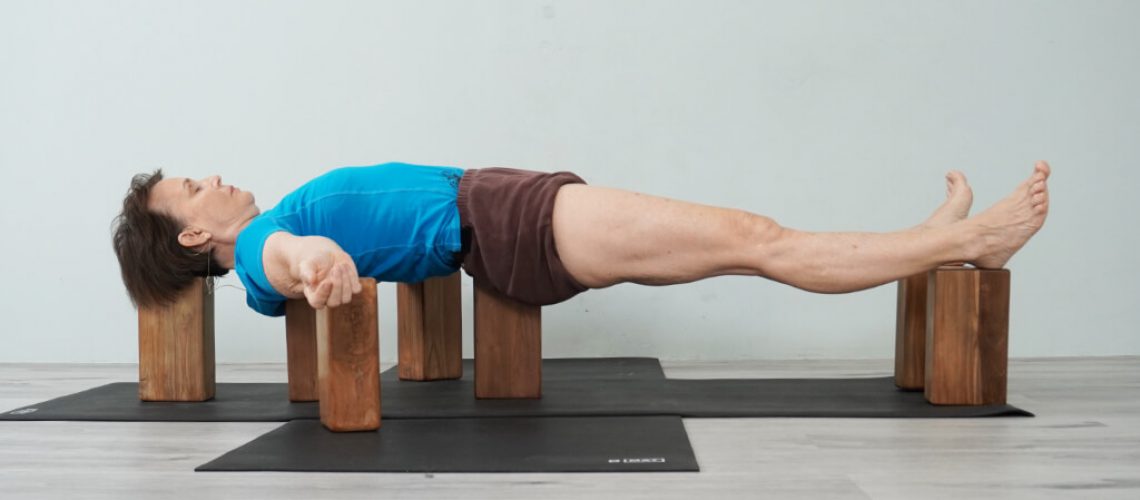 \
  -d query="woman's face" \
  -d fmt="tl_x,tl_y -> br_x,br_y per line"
149,175 -> 260,247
